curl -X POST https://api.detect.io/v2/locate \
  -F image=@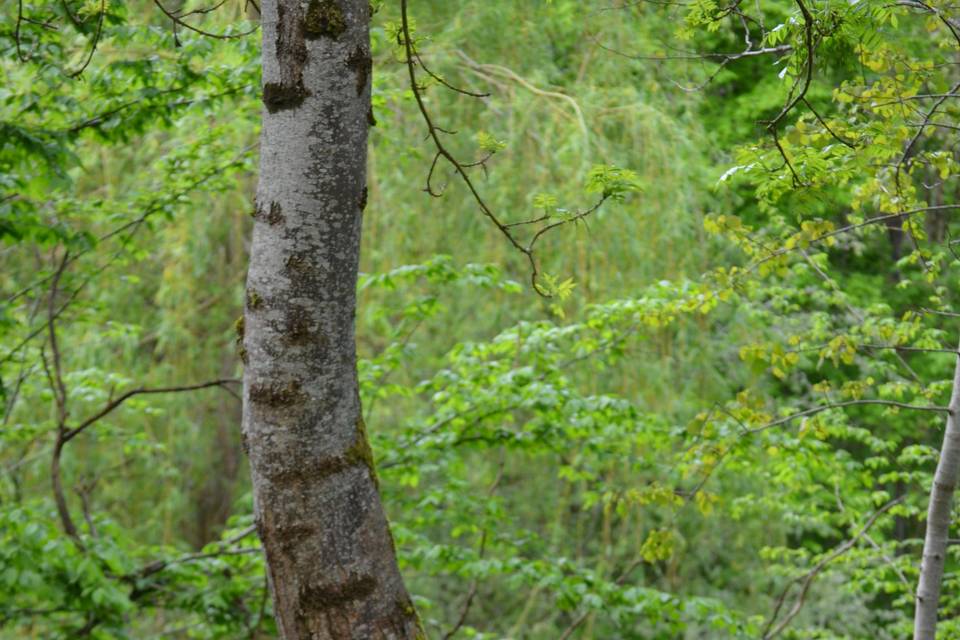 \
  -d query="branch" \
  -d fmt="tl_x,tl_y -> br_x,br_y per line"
762,0 -> 816,185
152,0 -> 257,39
45,251 -> 81,542
745,206 -> 960,276
133,525 -> 260,580
749,399 -> 949,434
400,2 -> 533,270
592,39 -> 792,63
64,0 -> 104,77
762,497 -> 904,639
63,379 -> 240,443
399,1 -> 612,295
